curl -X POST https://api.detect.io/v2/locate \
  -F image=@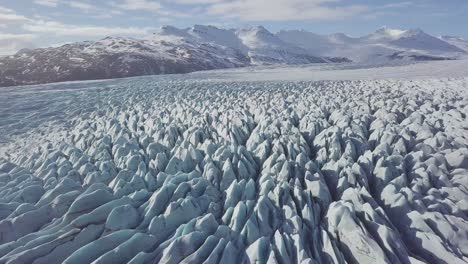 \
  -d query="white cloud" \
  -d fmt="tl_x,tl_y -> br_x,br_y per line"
23,20 -> 154,37
0,13 -> 30,25
381,2 -> 414,9
113,0 -> 191,17
34,0 -> 60,7
0,33 -> 36,55
114,0 -> 162,12
204,0 -> 368,21
34,0 -> 100,13
0,6 -> 30,25
0,7 -> 14,13
362,2 -> 415,20
67,1 -> 95,11
170,0 -> 223,4
363,11 -> 397,20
